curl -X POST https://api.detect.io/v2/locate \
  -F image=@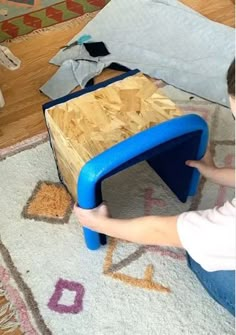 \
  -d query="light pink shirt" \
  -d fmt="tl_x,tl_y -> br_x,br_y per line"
177,199 -> 236,272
